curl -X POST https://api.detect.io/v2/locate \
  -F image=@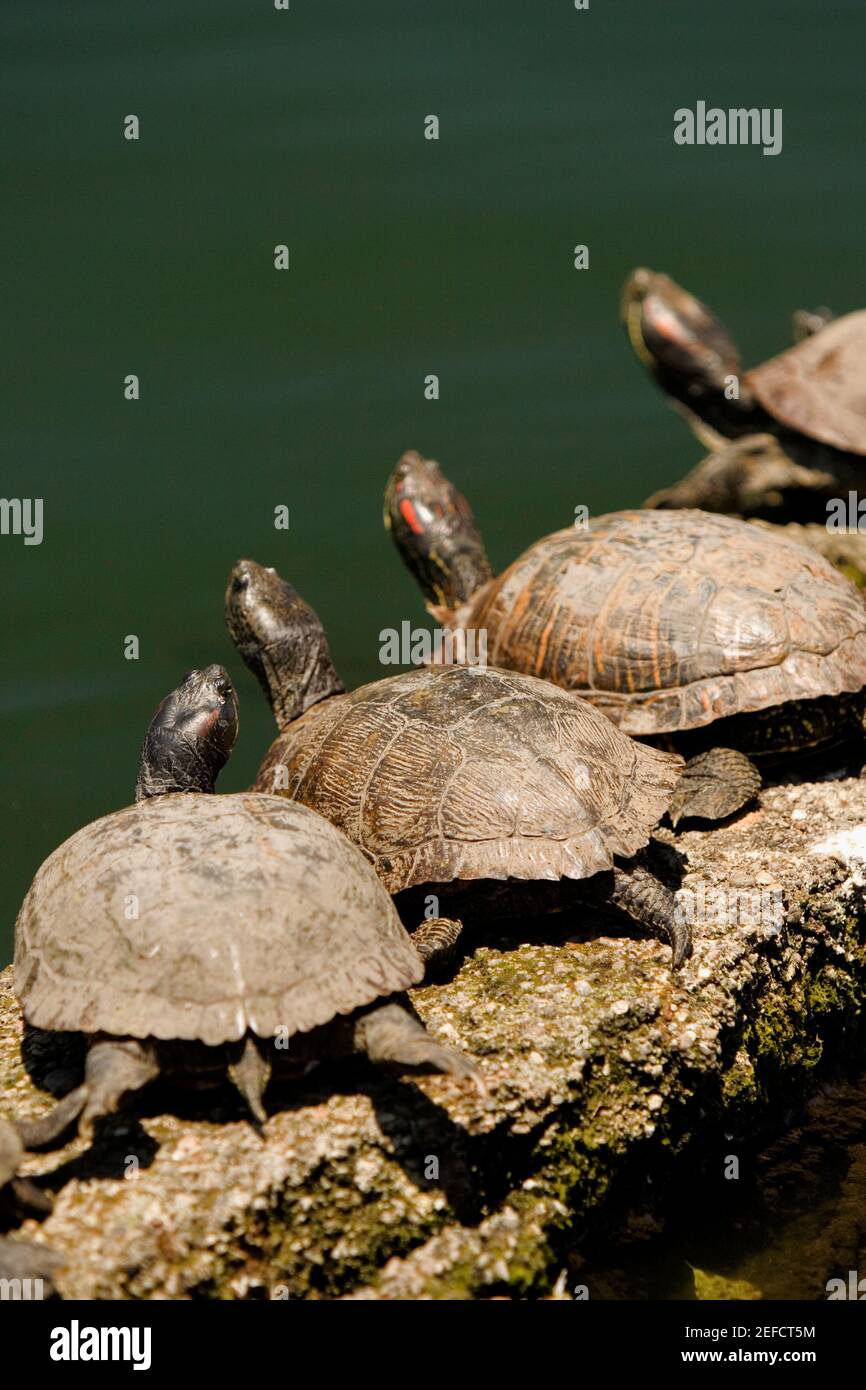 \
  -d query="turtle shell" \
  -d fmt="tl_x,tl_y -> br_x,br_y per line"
0,1118 -> 23,1189
14,794 -> 422,1048
747,311 -> 866,455
446,510 -> 866,738
254,664 -> 682,892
